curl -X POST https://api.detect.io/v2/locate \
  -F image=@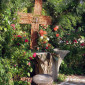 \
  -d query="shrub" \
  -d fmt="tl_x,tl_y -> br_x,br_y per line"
0,58 -> 14,85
